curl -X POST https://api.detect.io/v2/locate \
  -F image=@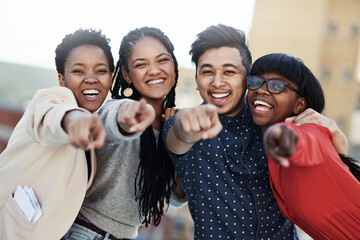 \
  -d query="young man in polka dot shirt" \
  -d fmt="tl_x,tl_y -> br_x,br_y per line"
163,24 -> 348,240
